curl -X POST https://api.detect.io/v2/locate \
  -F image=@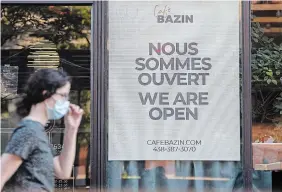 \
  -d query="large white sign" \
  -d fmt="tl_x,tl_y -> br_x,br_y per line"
108,1 -> 240,161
